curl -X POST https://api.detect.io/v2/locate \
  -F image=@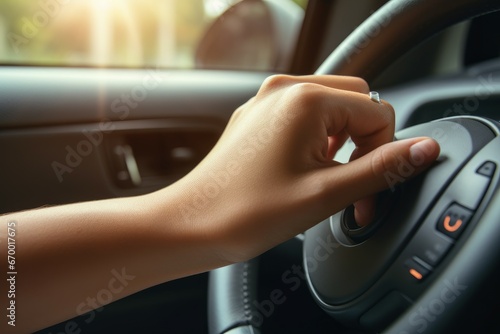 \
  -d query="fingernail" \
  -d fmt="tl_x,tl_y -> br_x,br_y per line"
409,139 -> 439,166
